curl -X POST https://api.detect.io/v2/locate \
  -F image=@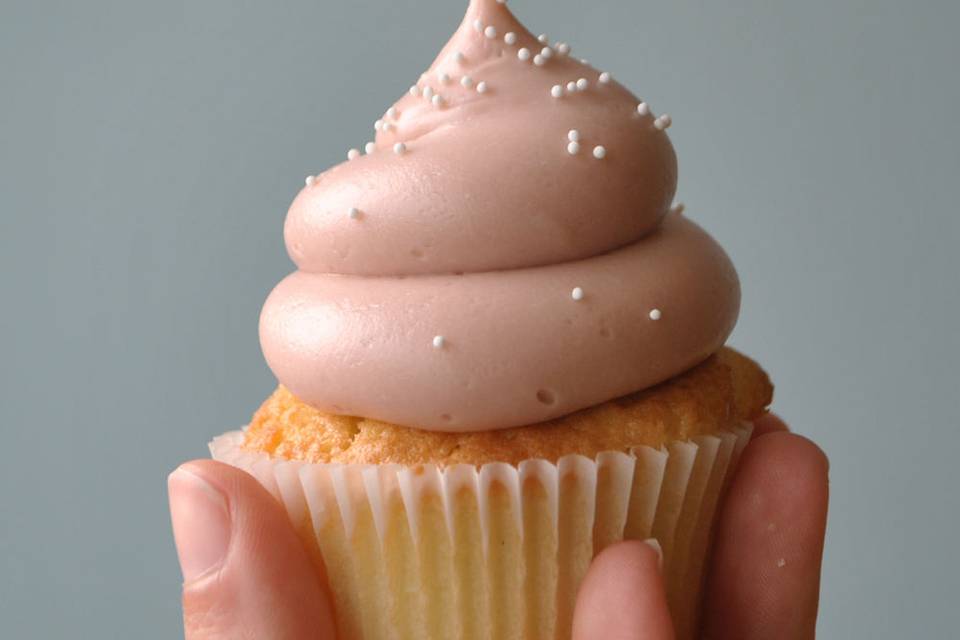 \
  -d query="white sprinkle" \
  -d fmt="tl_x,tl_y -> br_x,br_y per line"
593,145 -> 606,159
484,25 -> 497,39
386,107 -> 398,119
348,207 -> 361,219
533,54 -> 546,66
381,122 -> 393,133
566,81 -> 577,93
473,19 -> 483,32
453,51 -> 466,63
654,114 -> 673,130
409,85 -> 420,97
438,72 -> 451,85
461,75 -> 474,88
538,34 -> 549,44
432,335 -> 446,349
476,81 -> 488,94
364,142 -> 376,154
580,58 -> 589,65
556,43 -> 571,56
305,175 -> 316,187
541,47 -> 553,59
598,71 -> 611,84
393,142 -> 407,155
347,149 -> 360,160
568,129 -> 580,142
374,119 -> 384,131
497,0 -> 507,4
777,558 -> 787,568
637,102 -> 651,116
649,308 -> 662,321
432,94 -> 445,108
576,78 -> 589,91
567,141 -> 580,155
504,32 -> 517,45
551,84 -> 564,98
671,202 -> 686,216
571,287 -> 584,301
423,86 -> 434,99
518,47 -> 531,61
